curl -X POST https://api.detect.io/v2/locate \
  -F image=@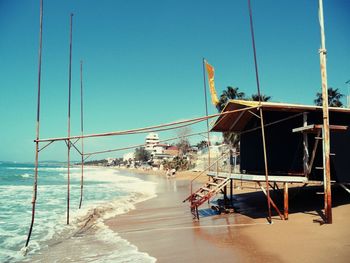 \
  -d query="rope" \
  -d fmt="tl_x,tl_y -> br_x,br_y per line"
84,131 -> 208,156
36,106 -> 259,143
